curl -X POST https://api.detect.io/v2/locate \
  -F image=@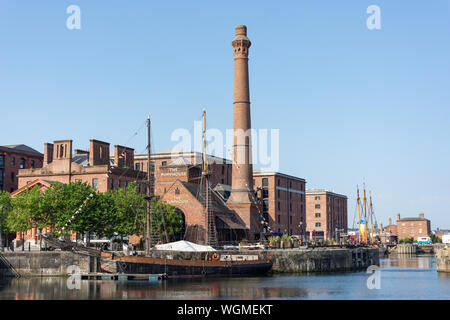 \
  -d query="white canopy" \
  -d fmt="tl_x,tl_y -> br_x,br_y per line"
154,240 -> 216,252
